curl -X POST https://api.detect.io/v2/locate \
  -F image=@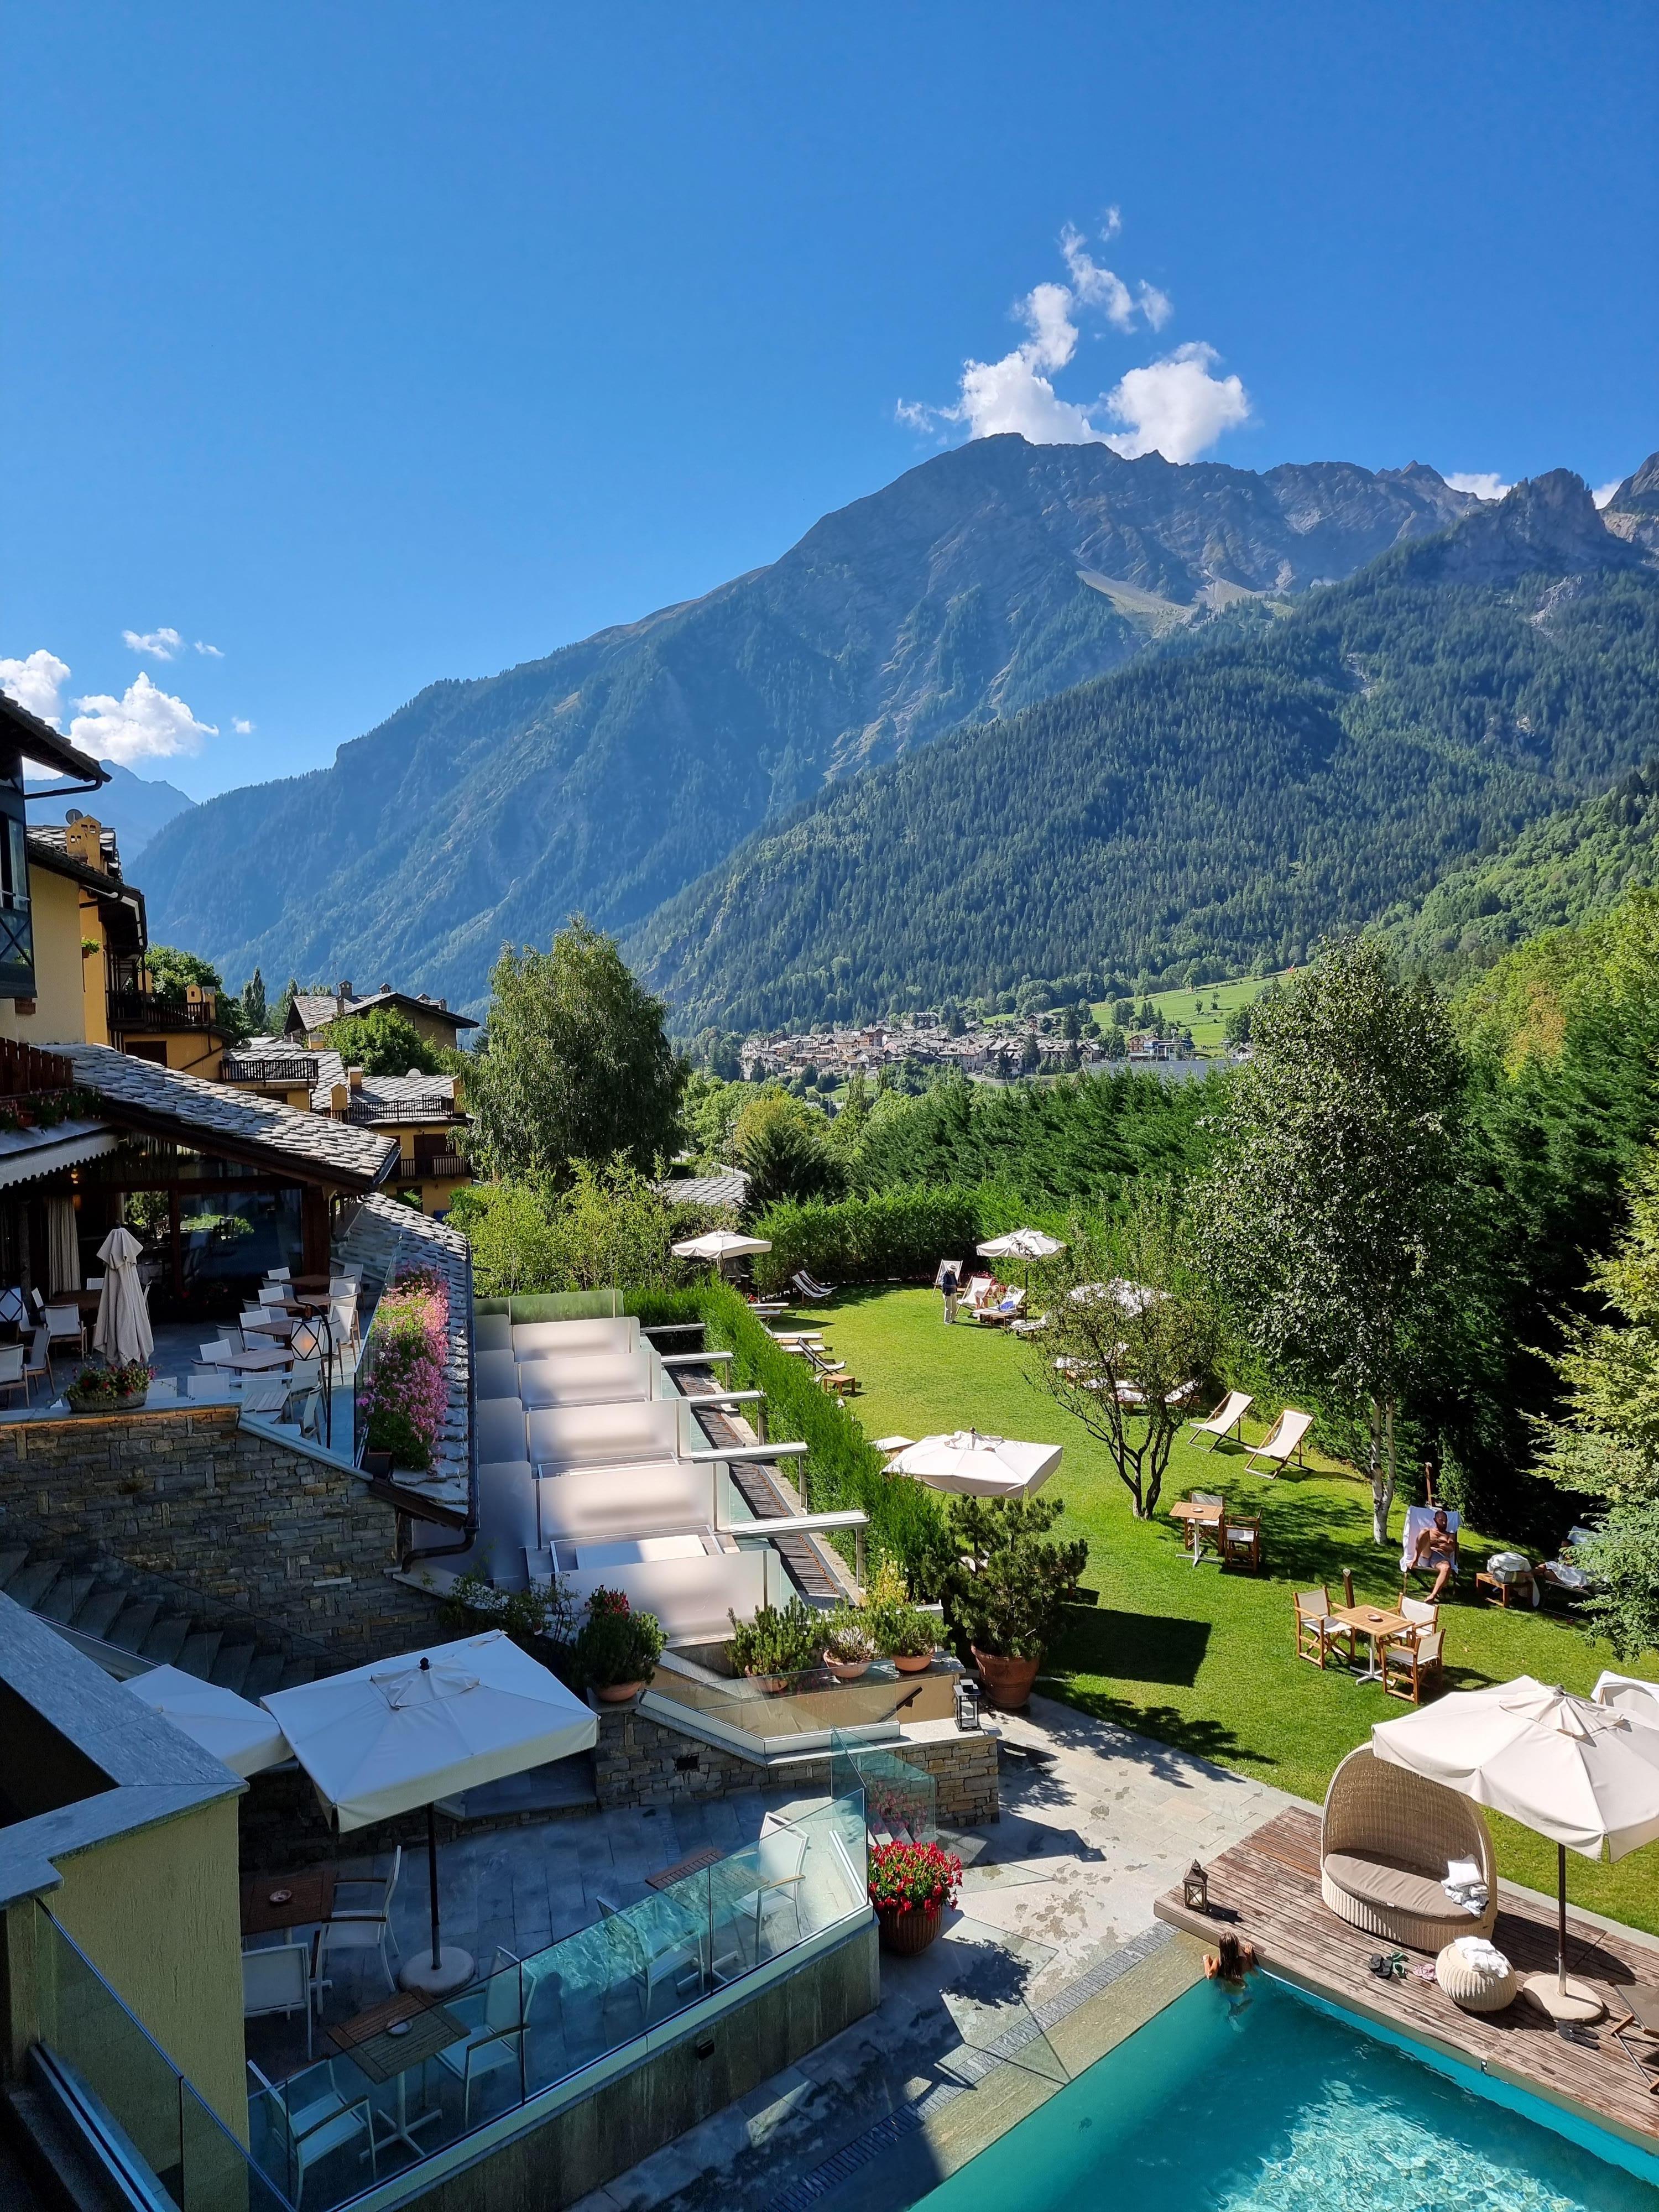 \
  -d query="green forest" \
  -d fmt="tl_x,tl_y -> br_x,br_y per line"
633,559 -> 1659,1031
